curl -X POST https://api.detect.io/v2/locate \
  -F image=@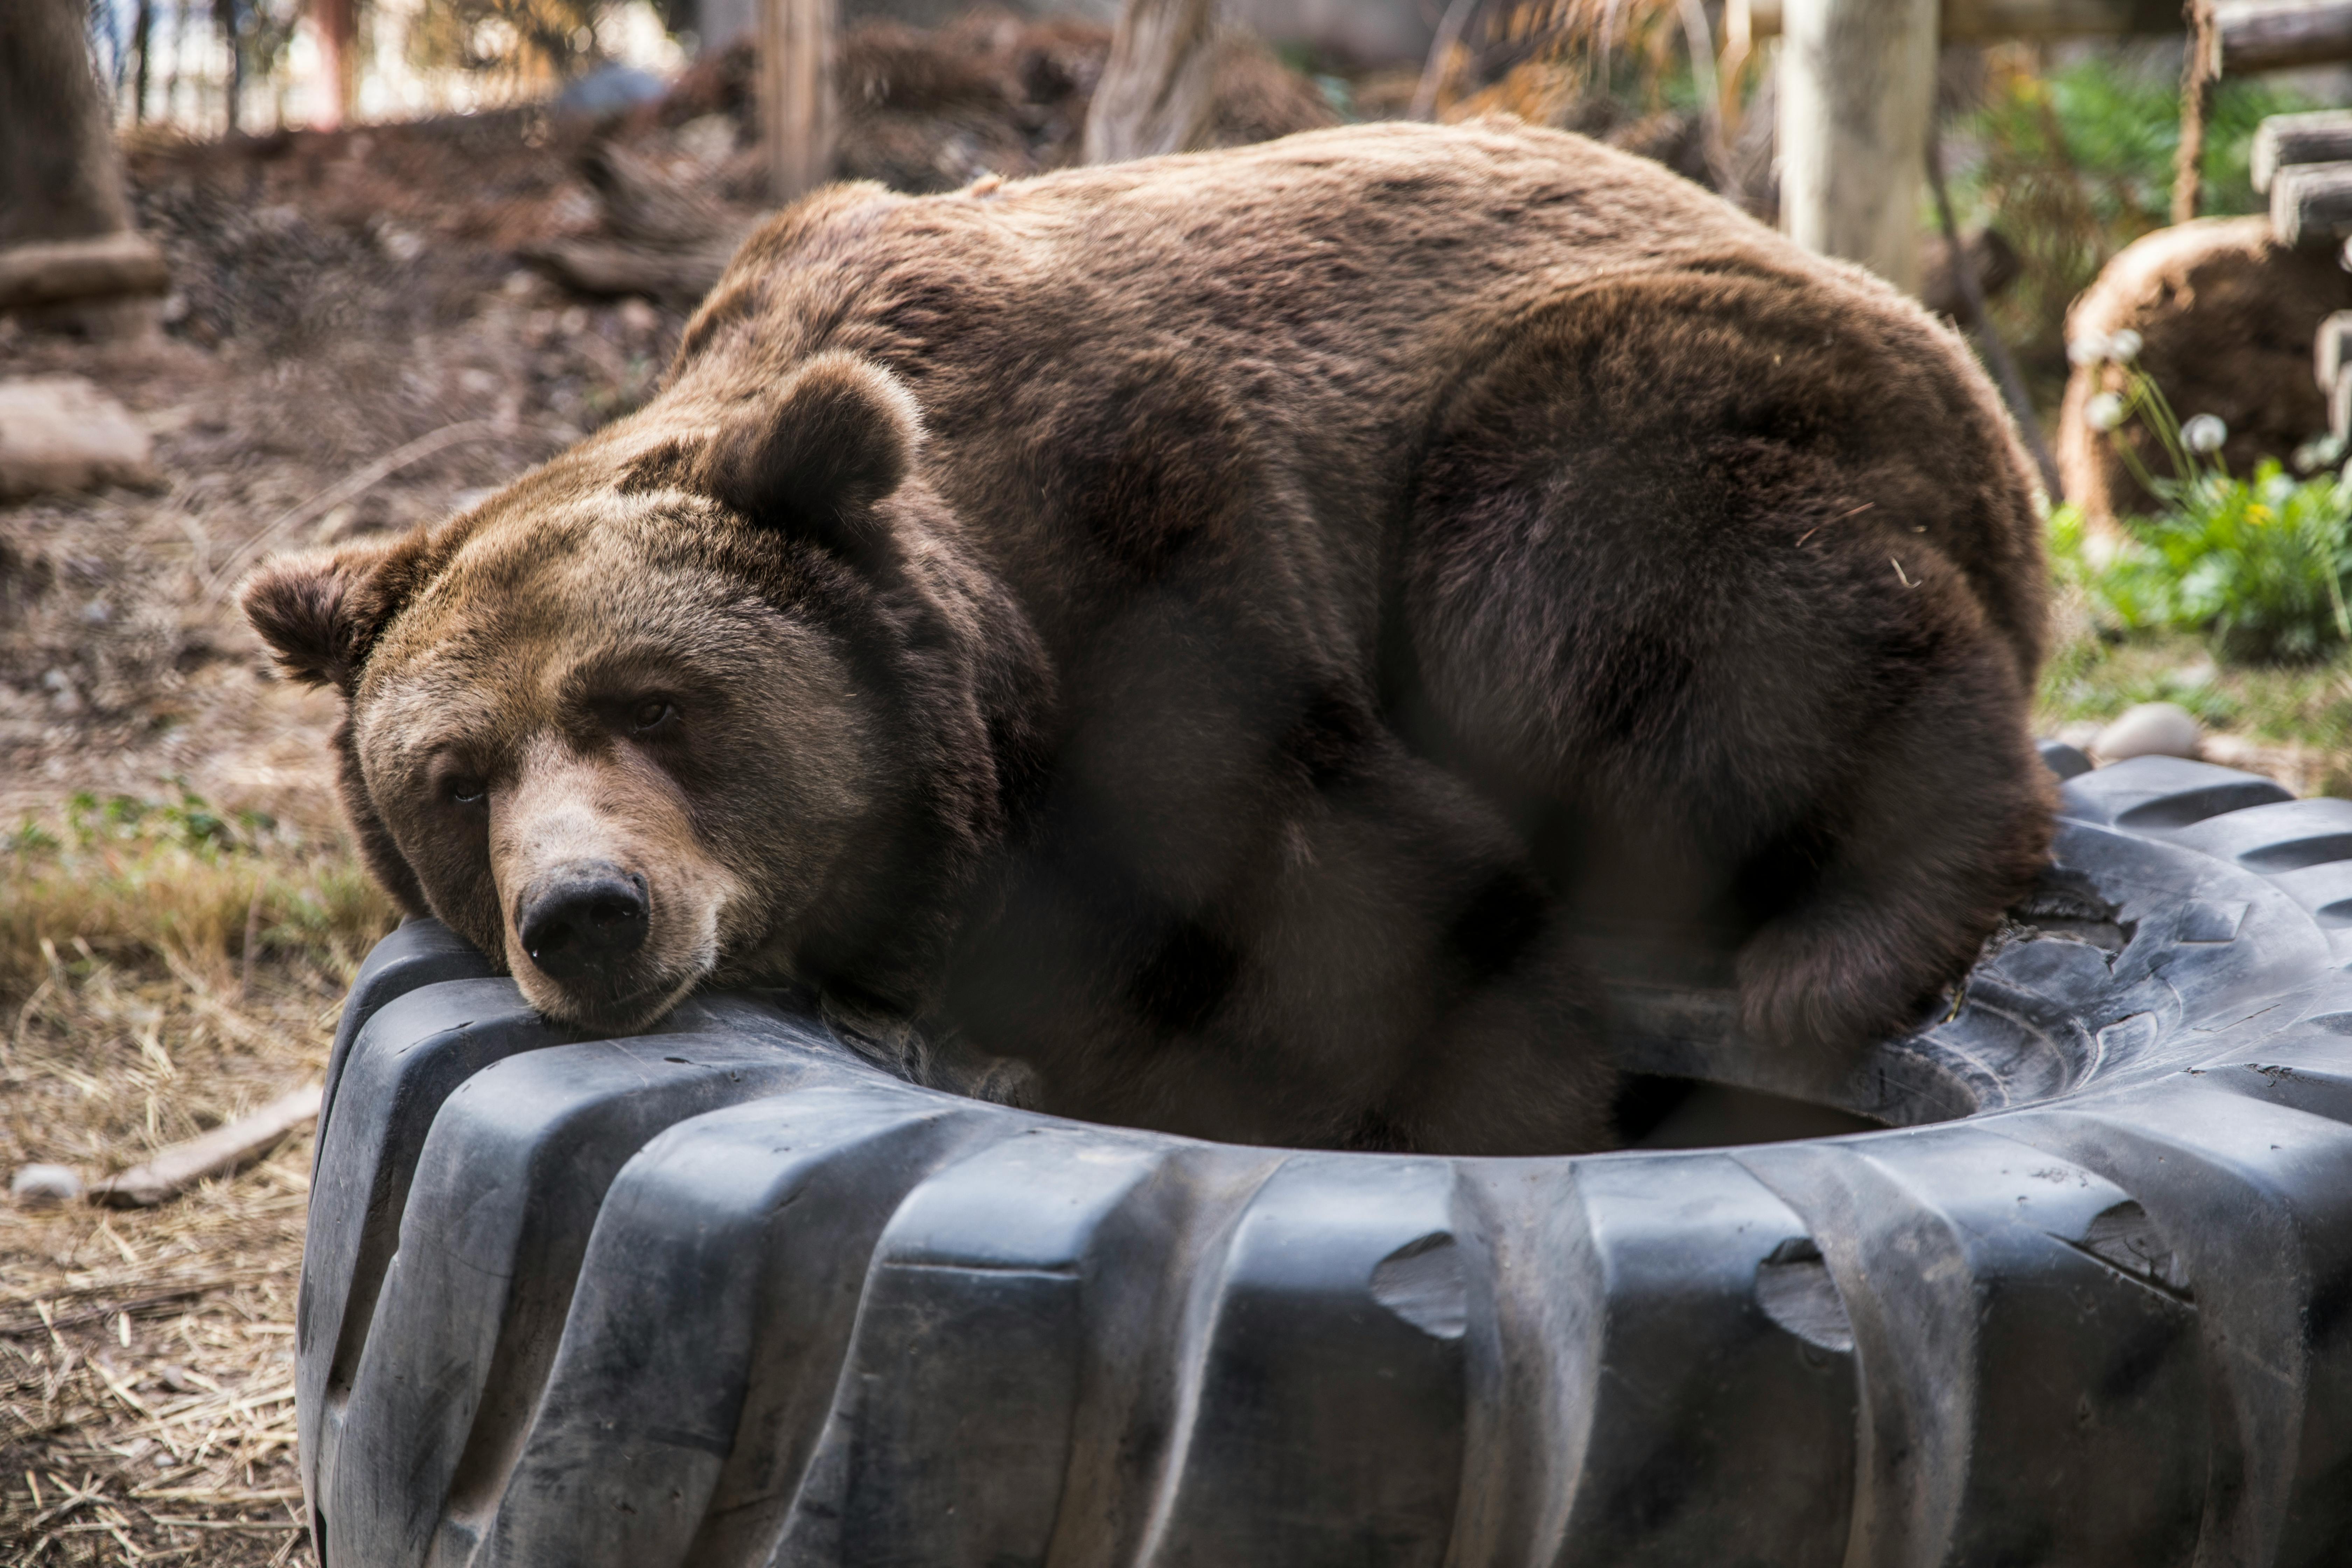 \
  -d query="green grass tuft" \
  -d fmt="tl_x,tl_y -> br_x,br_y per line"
2,786 -> 401,1008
